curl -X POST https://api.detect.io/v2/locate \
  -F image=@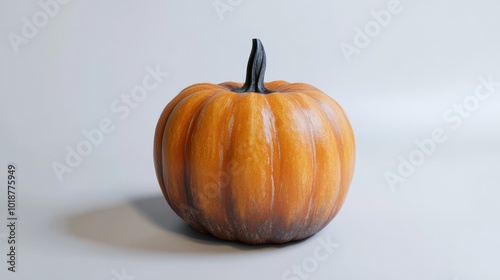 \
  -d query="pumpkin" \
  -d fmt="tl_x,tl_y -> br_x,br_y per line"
153,39 -> 355,244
